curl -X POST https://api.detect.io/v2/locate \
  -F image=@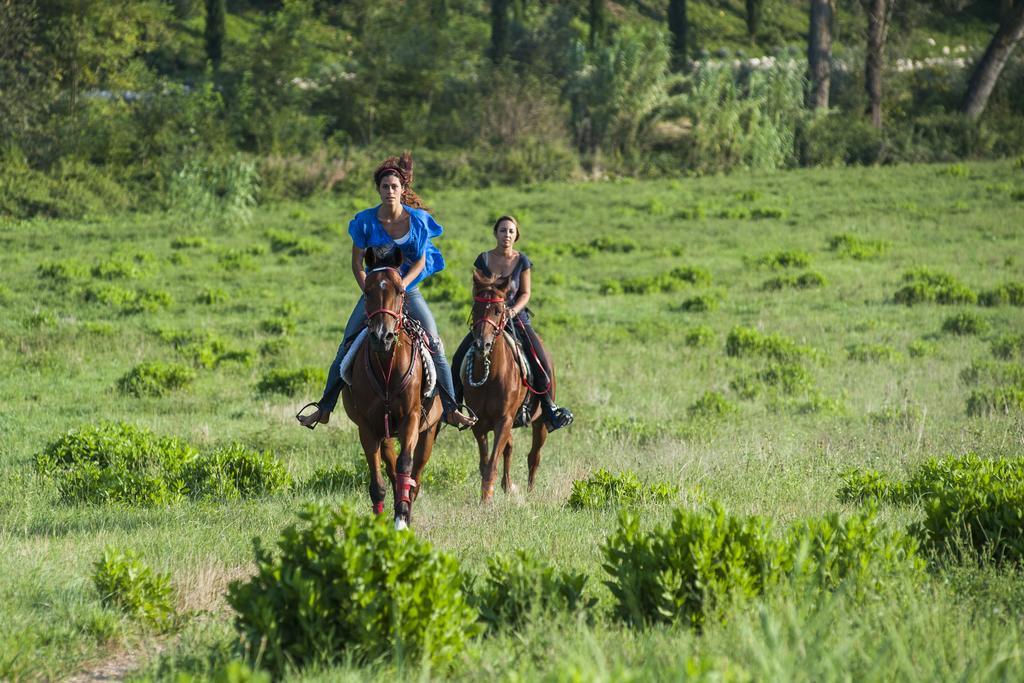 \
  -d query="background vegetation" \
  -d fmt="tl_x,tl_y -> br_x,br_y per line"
2,0 -> 1024,219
